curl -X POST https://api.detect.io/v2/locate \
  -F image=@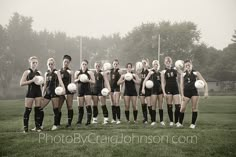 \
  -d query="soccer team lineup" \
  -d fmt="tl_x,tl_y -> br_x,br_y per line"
20,55 -> 208,133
